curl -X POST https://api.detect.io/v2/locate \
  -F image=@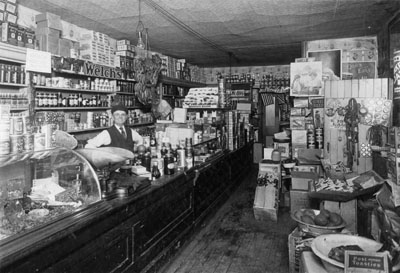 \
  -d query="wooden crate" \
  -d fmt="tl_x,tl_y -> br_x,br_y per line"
253,205 -> 278,222
288,228 -> 313,273
322,199 -> 357,233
